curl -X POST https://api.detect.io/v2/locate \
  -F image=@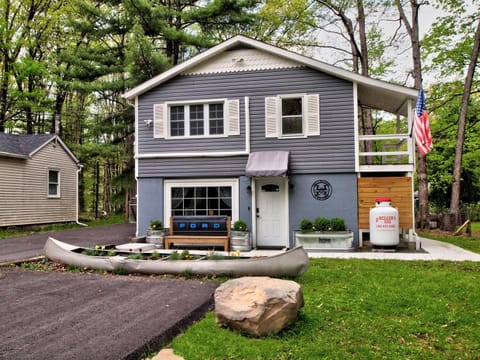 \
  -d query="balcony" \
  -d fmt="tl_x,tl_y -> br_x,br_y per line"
357,133 -> 415,173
